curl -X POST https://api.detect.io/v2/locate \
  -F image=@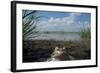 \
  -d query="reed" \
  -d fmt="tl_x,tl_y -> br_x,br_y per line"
80,24 -> 91,39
